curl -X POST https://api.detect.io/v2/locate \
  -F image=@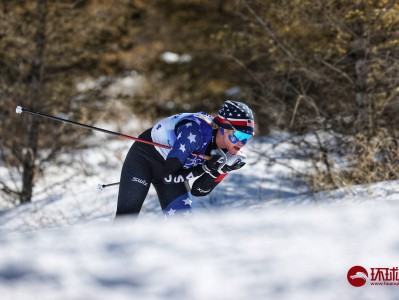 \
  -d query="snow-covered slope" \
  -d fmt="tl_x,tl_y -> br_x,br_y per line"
1,133 -> 398,299
1,205 -> 398,300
